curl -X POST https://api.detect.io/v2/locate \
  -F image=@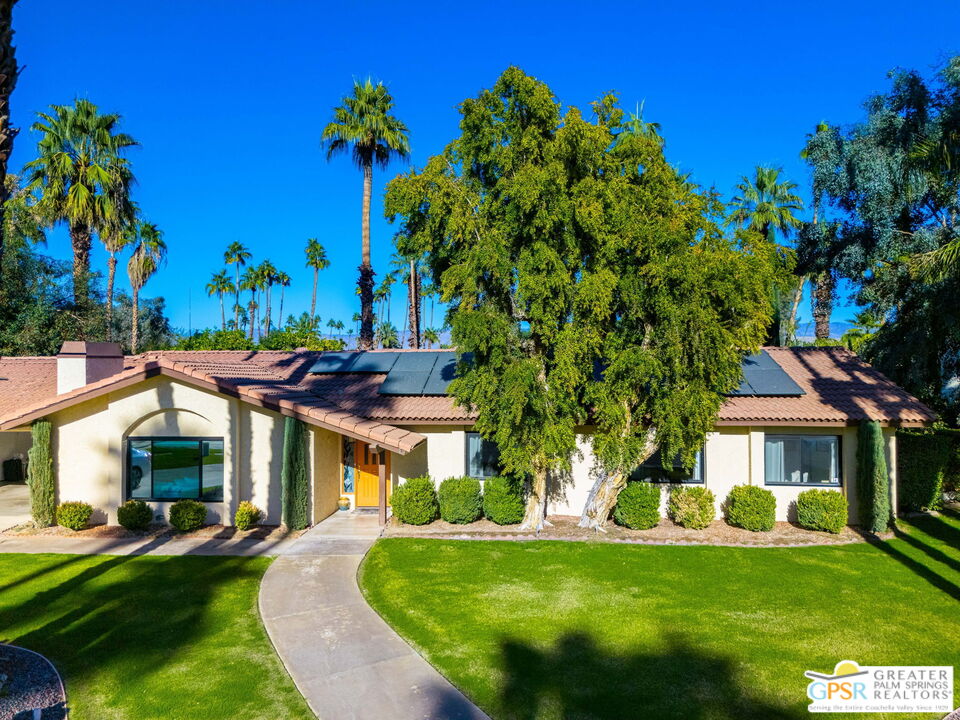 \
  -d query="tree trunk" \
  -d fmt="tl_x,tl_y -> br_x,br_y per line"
278,287 -> 285,329
812,272 -> 834,340
310,268 -> 318,321
248,301 -> 255,341
787,276 -> 804,345
358,161 -> 375,350
234,266 -> 241,327
0,0 -> 18,266
106,253 -> 117,341
130,285 -> 140,354
407,259 -> 421,348
265,284 -> 272,336
219,294 -> 225,330
519,465 -> 550,531
69,221 -> 92,306
578,472 -> 627,530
